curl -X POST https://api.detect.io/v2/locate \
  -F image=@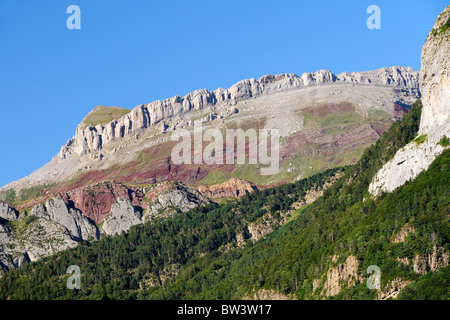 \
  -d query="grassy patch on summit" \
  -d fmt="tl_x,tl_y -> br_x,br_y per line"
81,106 -> 131,128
